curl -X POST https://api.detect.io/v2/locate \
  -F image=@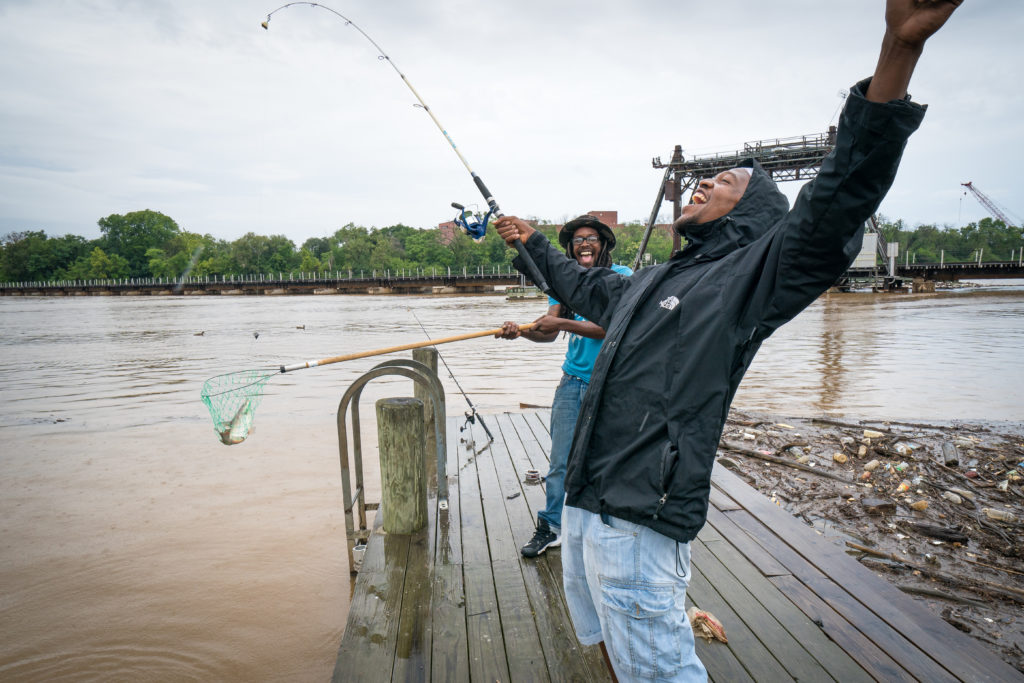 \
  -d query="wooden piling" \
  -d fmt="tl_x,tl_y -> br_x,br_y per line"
412,347 -> 439,466
376,397 -> 428,534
